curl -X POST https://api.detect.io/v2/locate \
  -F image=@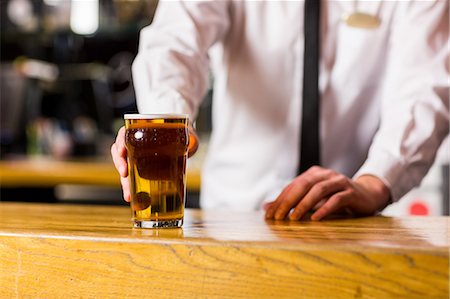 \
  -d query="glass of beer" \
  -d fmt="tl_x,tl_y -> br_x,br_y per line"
124,113 -> 190,228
